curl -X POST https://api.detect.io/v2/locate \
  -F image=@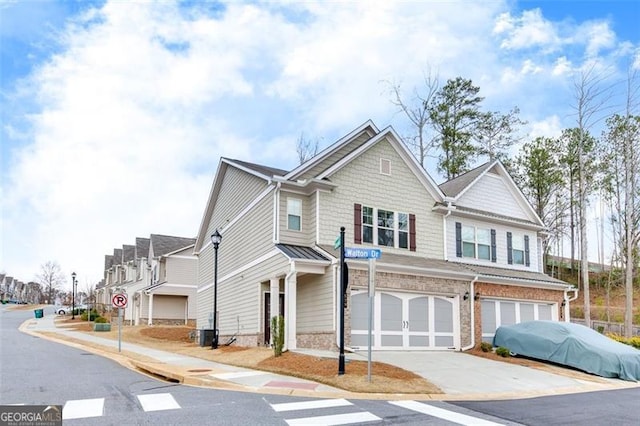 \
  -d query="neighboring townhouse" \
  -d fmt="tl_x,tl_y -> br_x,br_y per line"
437,161 -> 577,344
0,274 -> 6,301
193,120 -> 574,352
135,234 -> 197,325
